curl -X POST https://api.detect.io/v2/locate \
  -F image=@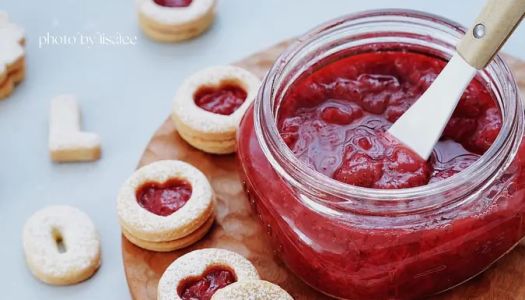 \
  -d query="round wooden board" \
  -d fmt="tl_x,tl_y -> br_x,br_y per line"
122,40 -> 525,299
